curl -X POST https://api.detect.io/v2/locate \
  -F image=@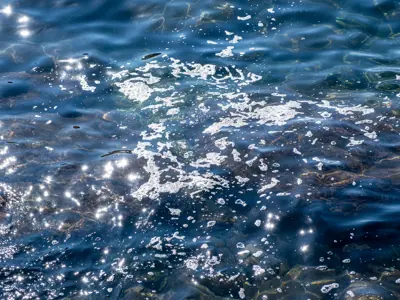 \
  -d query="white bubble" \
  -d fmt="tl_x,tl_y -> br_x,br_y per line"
321,283 -> 339,294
